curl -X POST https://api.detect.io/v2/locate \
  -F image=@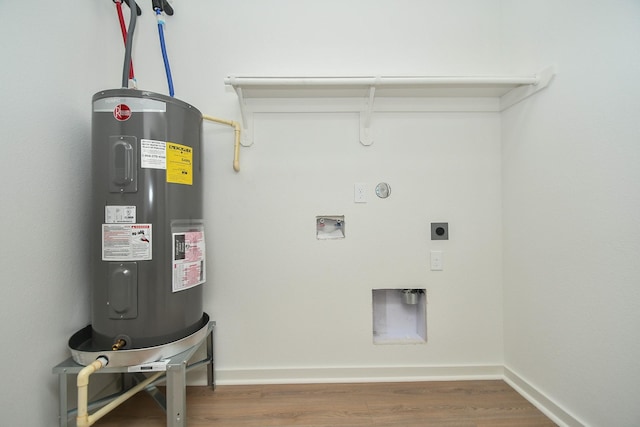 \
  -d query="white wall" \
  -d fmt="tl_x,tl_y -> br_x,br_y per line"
0,2 -> 120,427
210,110 -> 503,380
189,0 -> 505,382
0,4 -> 172,425
501,1 -> 640,426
